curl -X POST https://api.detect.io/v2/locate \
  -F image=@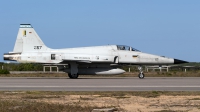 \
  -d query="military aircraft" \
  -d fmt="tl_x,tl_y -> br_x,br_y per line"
3,24 -> 188,79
